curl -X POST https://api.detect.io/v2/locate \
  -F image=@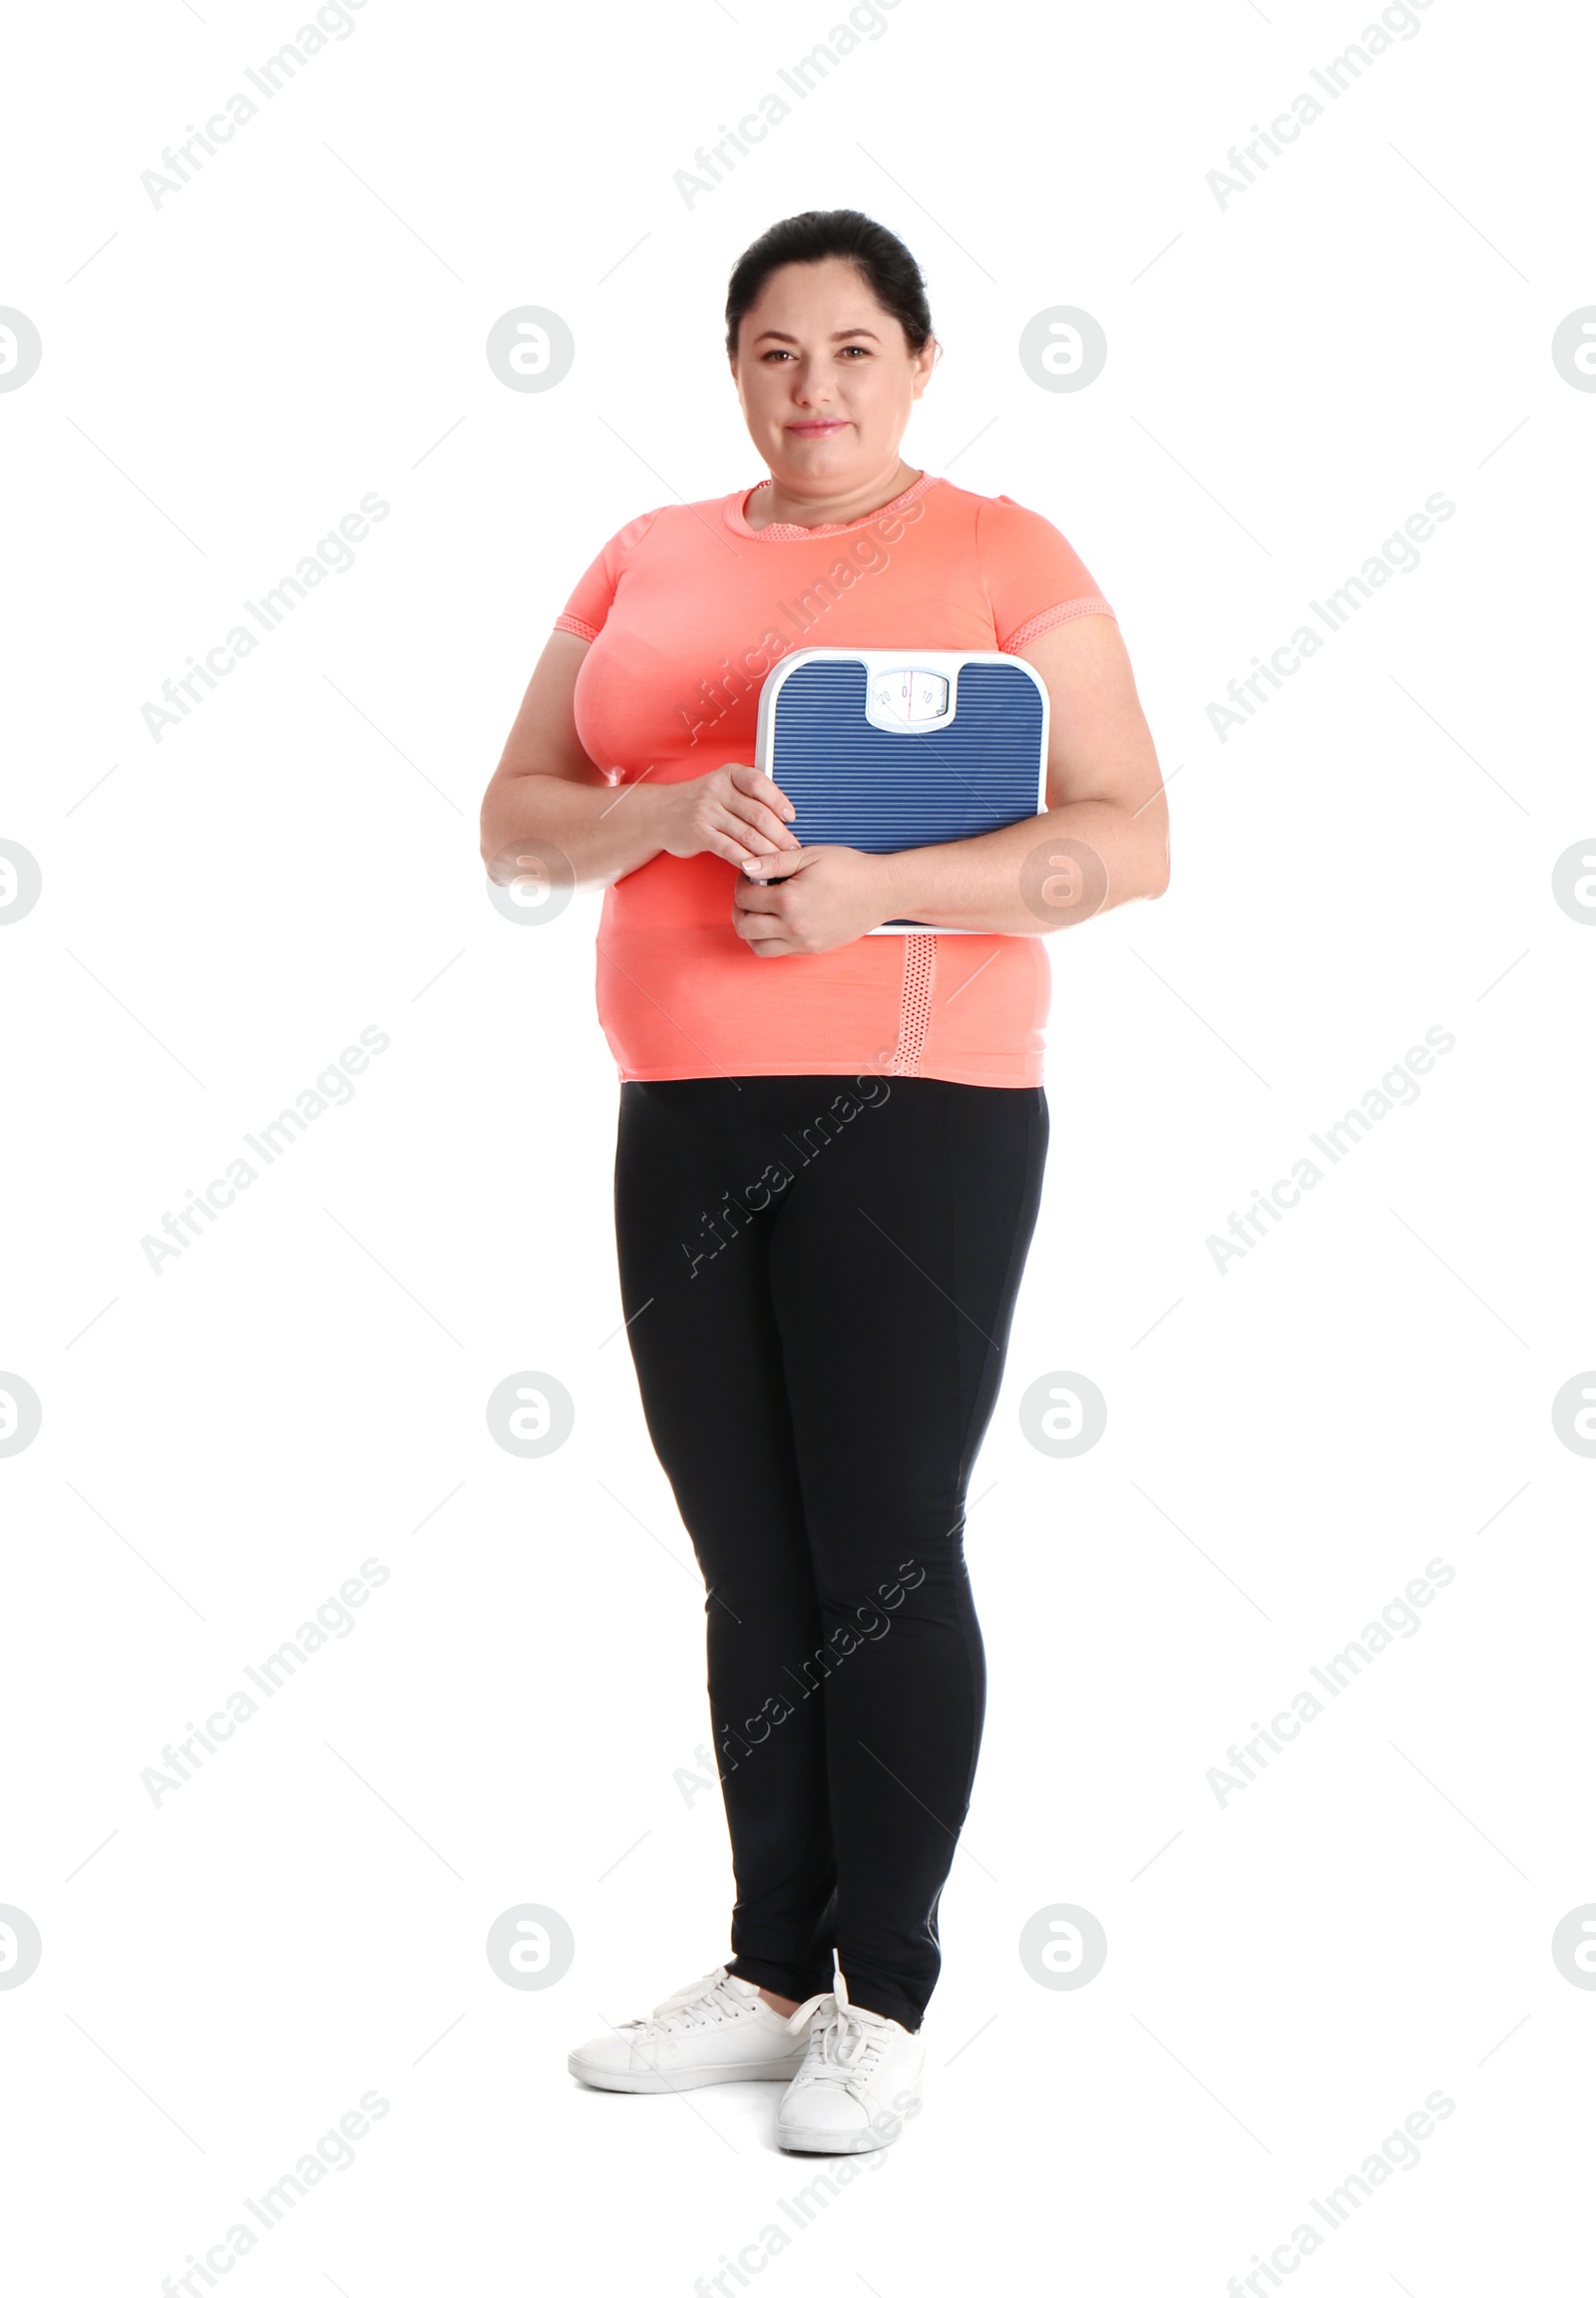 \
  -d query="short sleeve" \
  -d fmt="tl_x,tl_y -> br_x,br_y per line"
552,507 -> 661,642
975,494 -> 1116,653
